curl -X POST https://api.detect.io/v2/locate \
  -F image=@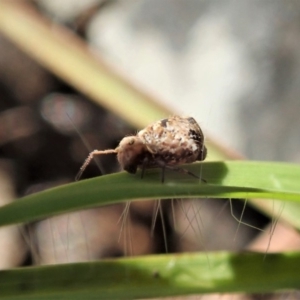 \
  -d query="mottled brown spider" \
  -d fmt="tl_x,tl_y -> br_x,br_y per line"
76,116 -> 207,183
